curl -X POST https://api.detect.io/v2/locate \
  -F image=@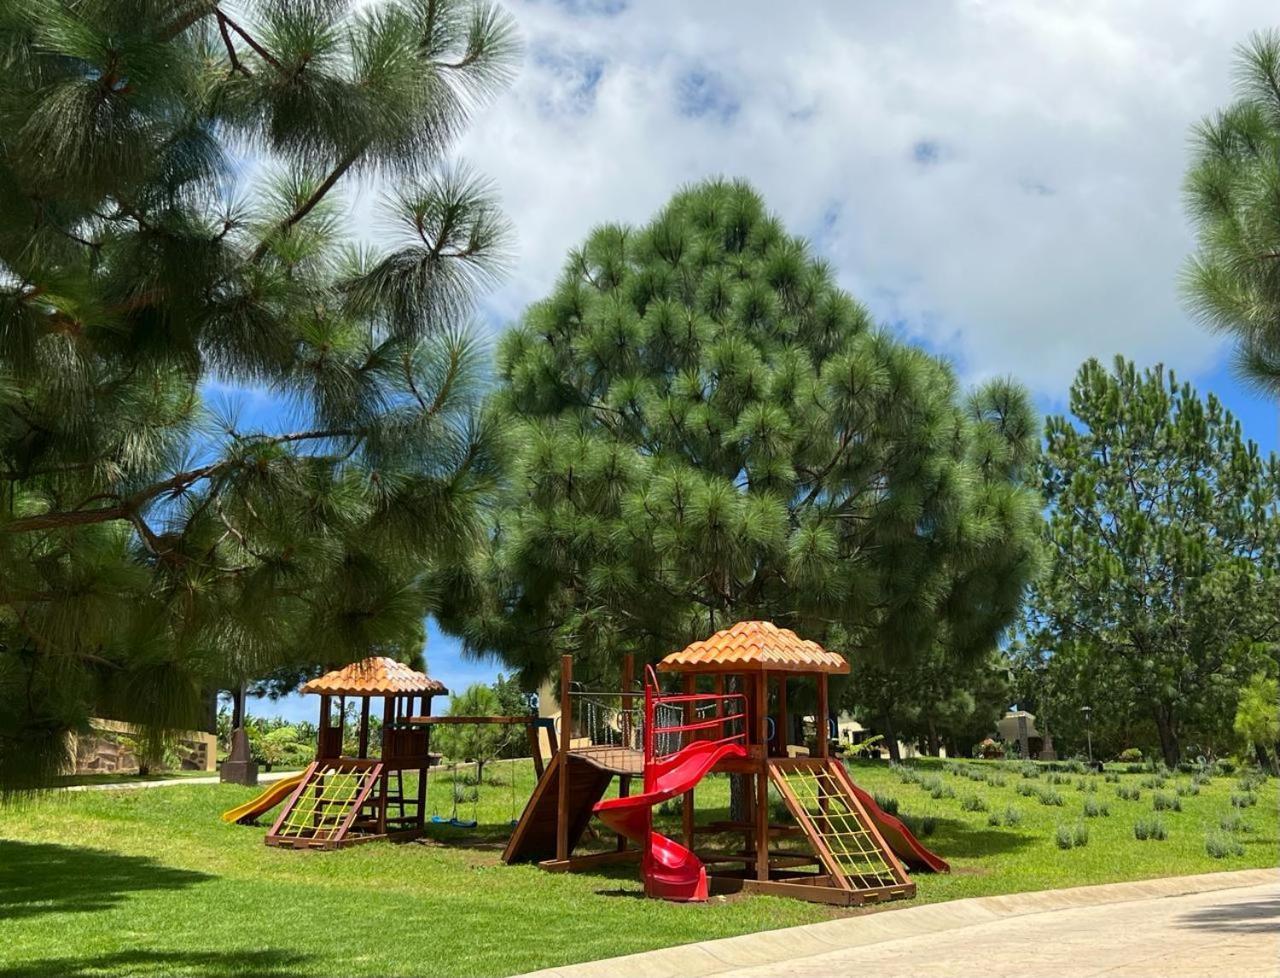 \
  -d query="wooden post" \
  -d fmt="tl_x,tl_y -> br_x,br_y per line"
317,695 -> 330,759
816,674 -> 830,759
755,670 -> 770,882
417,694 -> 429,829
556,654 -> 572,862
358,696 -> 371,758
378,695 -> 393,835
682,673 -> 696,848
617,654 -> 635,852
776,676 -> 788,758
